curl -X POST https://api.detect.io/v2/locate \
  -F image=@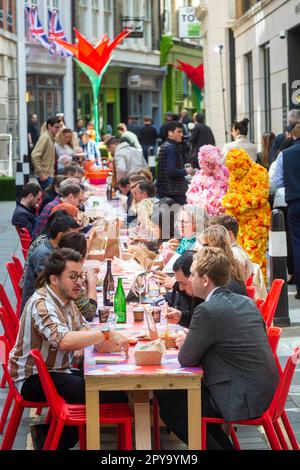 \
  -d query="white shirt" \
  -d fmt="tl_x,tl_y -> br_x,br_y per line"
205,287 -> 220,303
